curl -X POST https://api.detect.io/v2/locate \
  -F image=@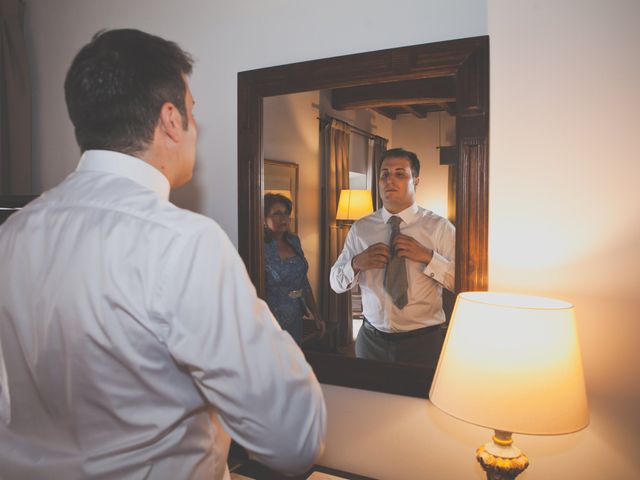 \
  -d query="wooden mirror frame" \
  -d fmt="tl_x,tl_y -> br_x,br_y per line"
238,36 -> 489,398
